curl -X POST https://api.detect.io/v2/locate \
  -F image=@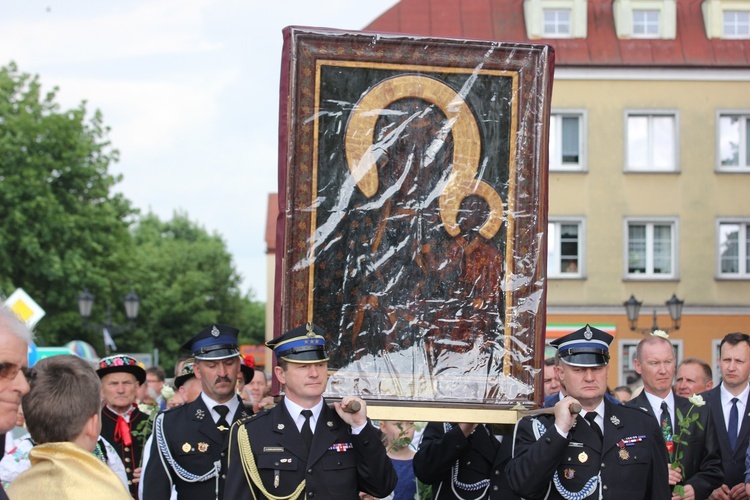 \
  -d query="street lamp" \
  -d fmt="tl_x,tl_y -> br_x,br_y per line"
623,293 -> 684,334
78,288 -> 140,354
